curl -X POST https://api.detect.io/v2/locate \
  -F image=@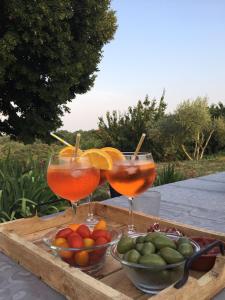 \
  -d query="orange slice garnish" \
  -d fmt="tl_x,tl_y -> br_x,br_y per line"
80,149 -> 112,170
101,147 -> 125,163
59,146 -> 83,157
